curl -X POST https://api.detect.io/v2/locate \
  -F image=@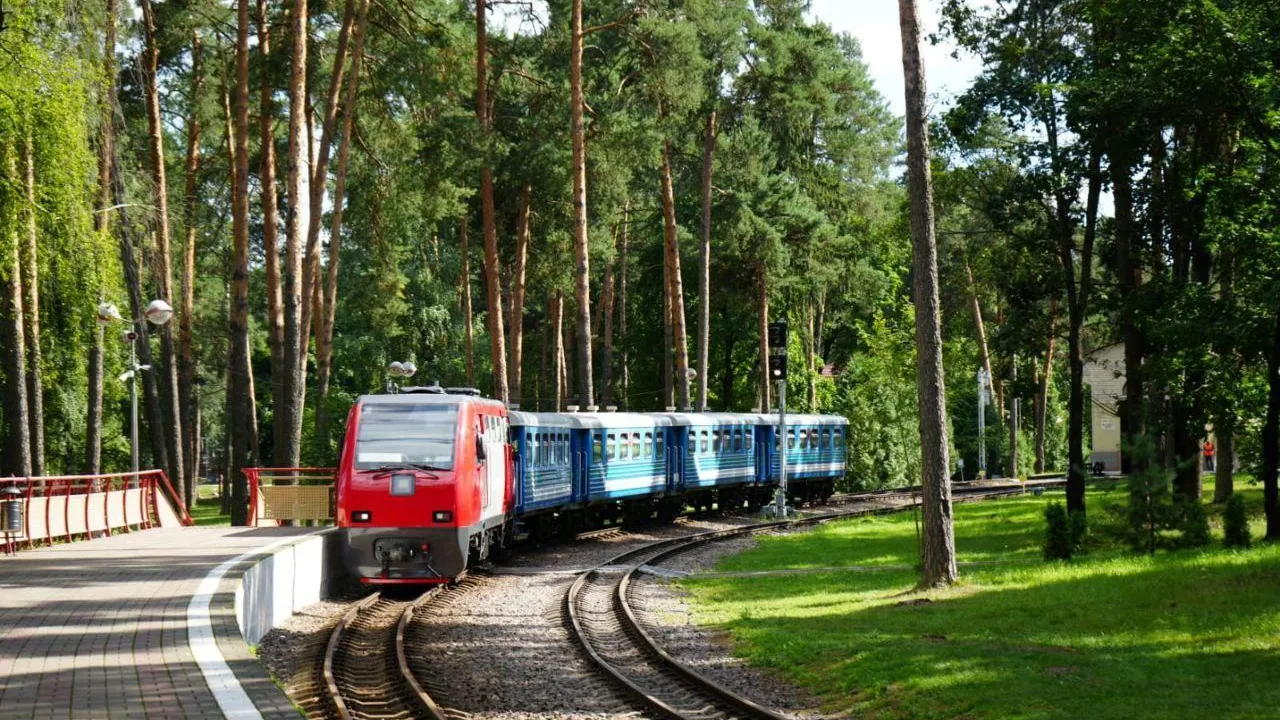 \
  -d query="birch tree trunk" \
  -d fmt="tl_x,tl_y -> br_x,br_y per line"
20,134 -> 44,477
87,0 -> 119,475
141,0 -> 186,499
508,182 -> 531,405
316,0 -> 369,443
476,0 -> 509,402
230,0 -> 256,524
280,0 -> 310,468
1,142 -> 31,477
179,32 -> 204,506
661,141 -> 691,410
696,109 -> 716,412
570,0 -> 594,408
899,0 -> 956,588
